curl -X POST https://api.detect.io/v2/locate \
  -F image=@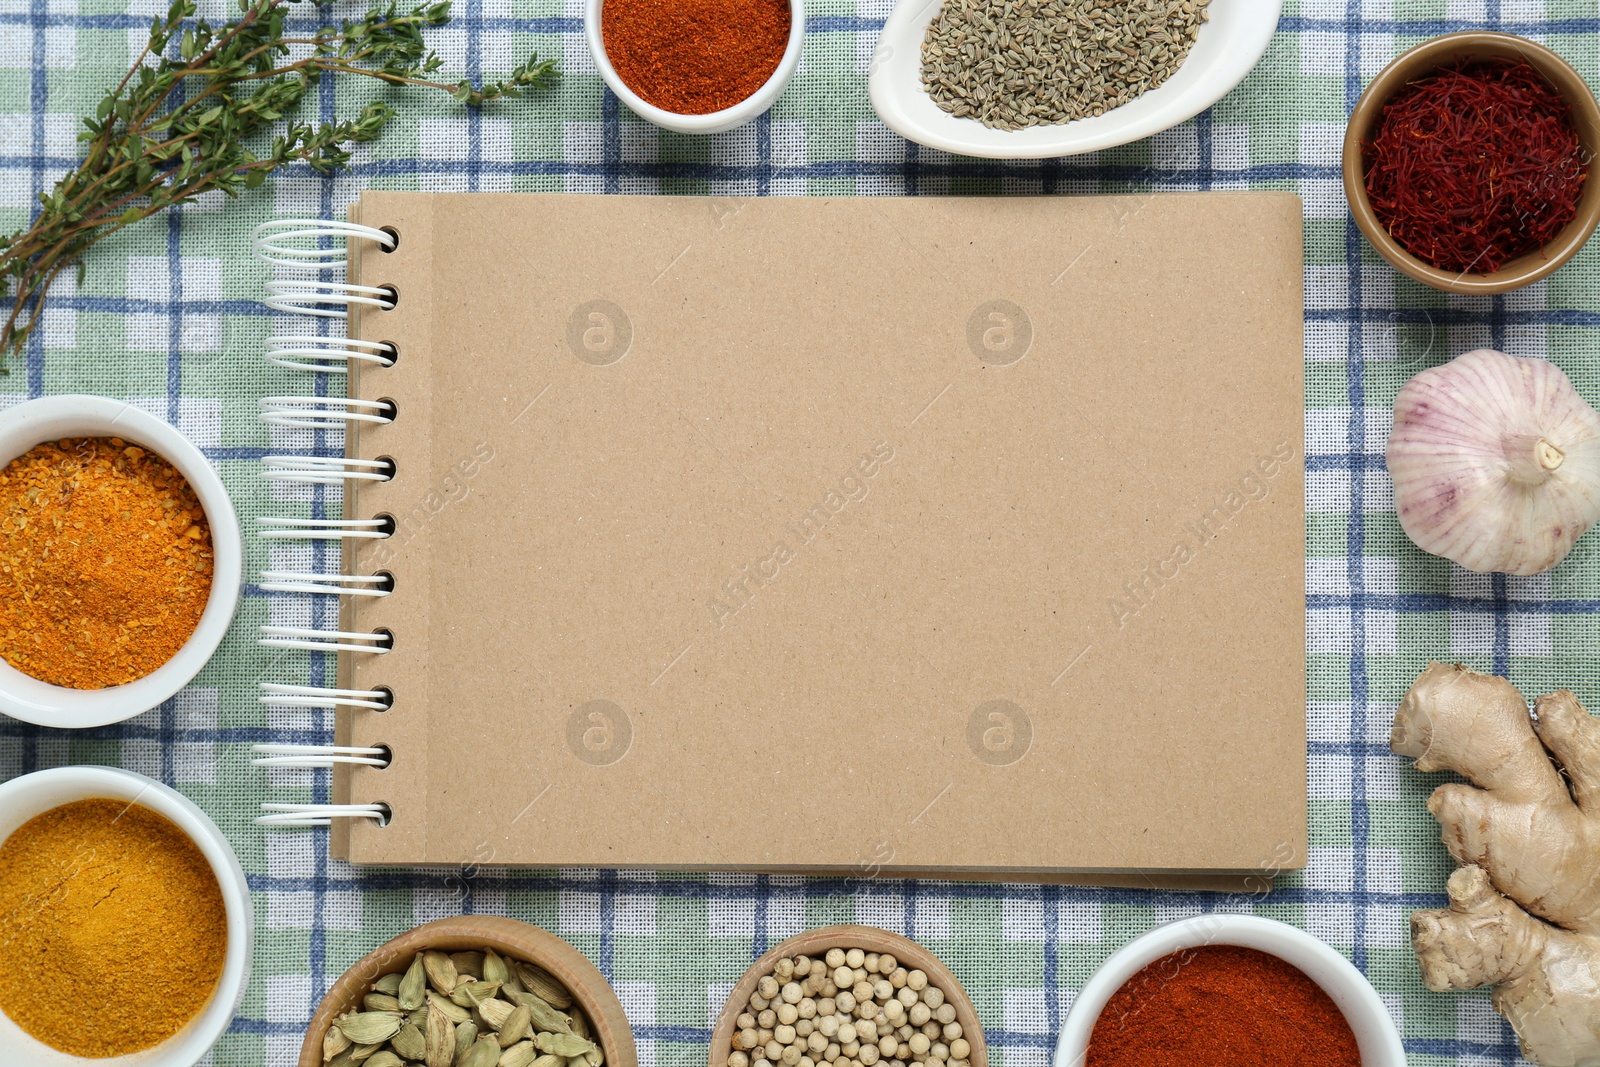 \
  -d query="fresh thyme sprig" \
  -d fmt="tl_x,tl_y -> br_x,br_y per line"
0,0 -> 556,358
